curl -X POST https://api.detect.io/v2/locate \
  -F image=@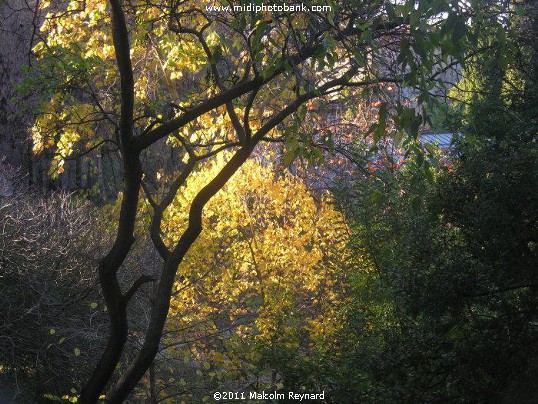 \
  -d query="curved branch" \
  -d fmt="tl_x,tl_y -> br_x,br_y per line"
124,275 -> 156,304
109,0 -> 134,145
